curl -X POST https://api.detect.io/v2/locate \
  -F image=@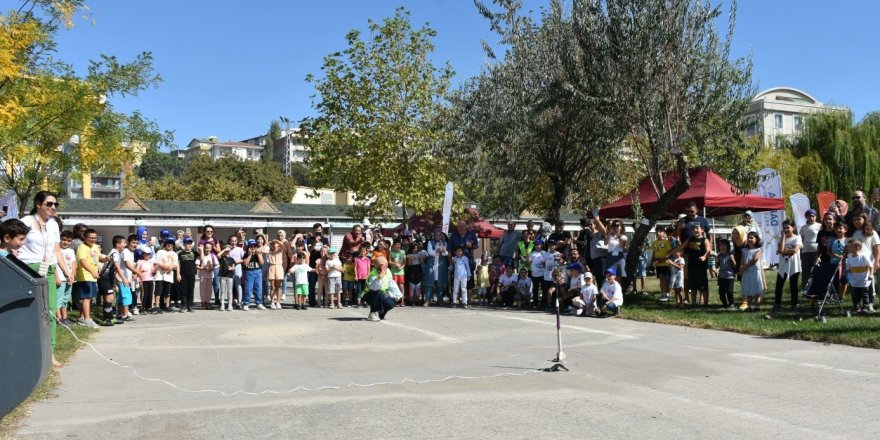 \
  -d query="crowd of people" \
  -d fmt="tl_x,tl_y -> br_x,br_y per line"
3,190 -> 880,364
